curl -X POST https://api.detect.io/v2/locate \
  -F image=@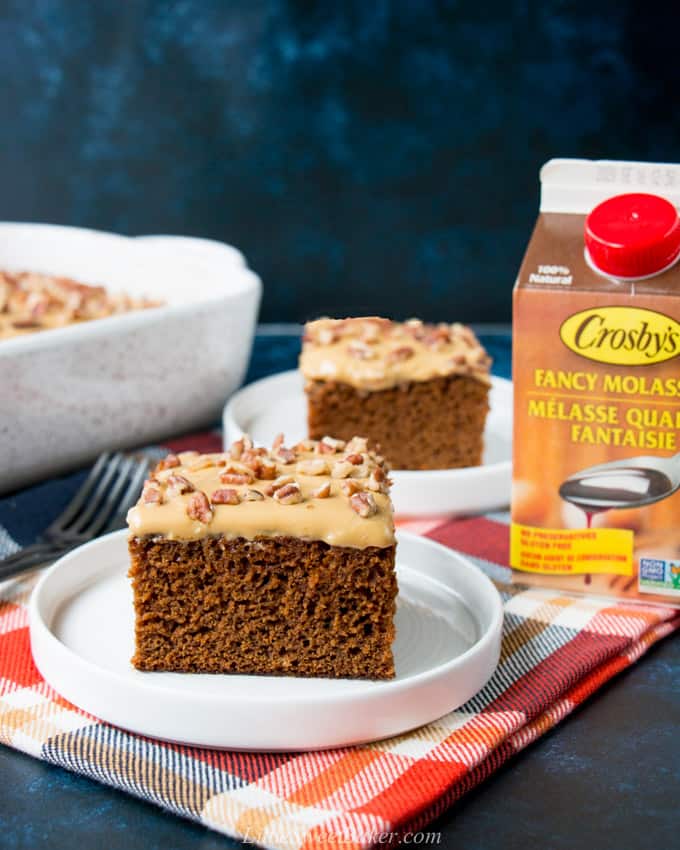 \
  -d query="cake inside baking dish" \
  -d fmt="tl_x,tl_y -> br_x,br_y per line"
0,269 -> 160,340
127,436 -> 397,679
300,317 -> 492,471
